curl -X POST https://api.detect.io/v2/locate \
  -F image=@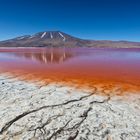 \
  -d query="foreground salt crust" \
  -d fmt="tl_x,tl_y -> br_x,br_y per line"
0,74 -> 140,140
